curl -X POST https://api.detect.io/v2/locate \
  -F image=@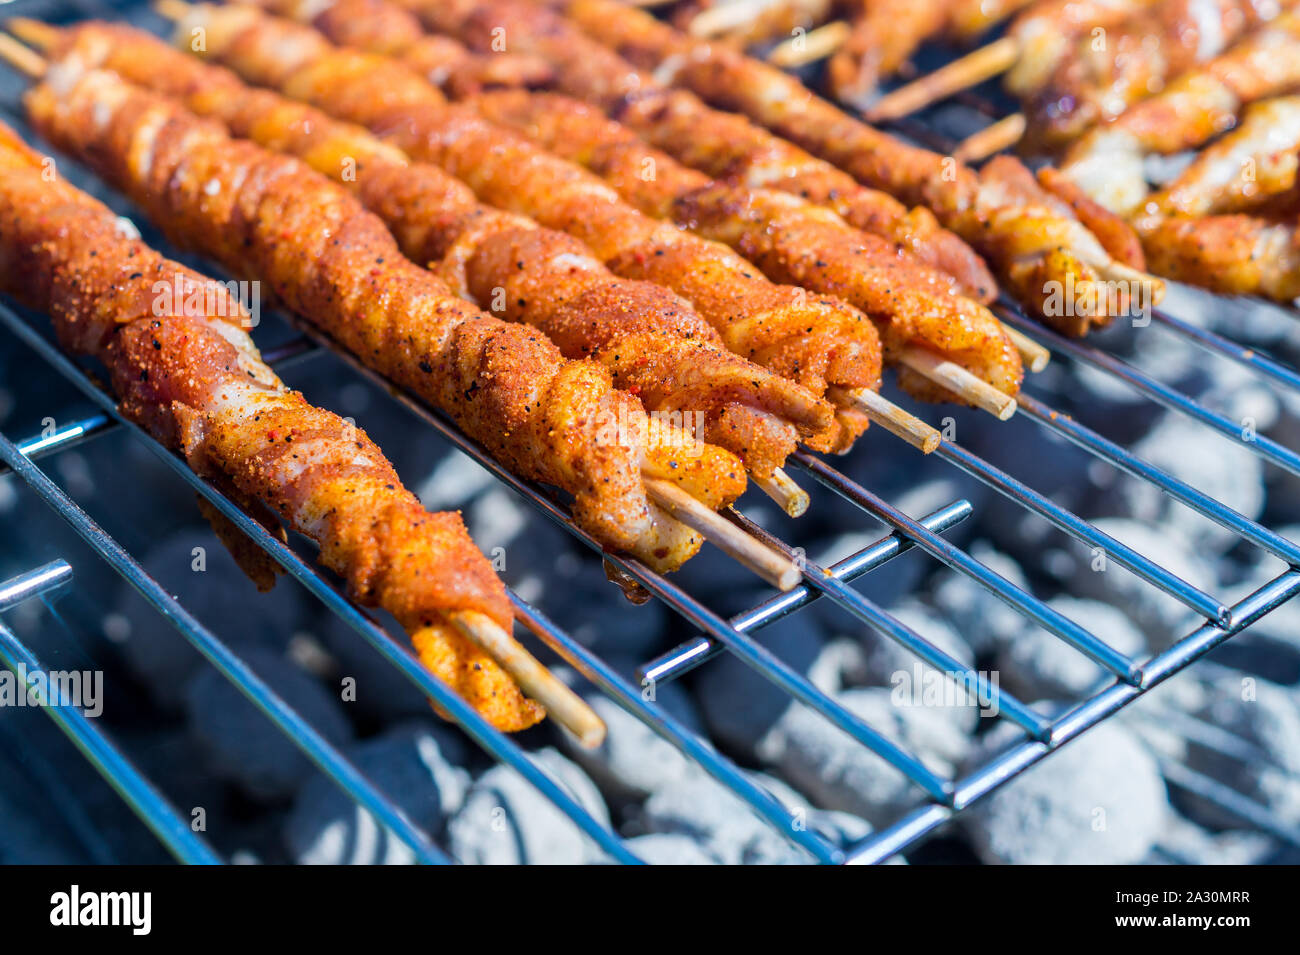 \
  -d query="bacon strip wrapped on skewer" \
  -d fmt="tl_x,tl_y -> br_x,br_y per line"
30,19 -> 830,486
160,2 -> 886,449
550,0 -> 1160,334
1062,12 -> 1300,214
239,0 -> 996,303
1025,0 -> 1293,149
0,121 -> 545,731
304,0 -> 554,96
1001,0 -> 1167,97
464,89 -> 1023,404
1142,95 -> 1300,219
1135,212 -> 1300,299
215,0 -> 1017,405
21,63 -> 748,573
